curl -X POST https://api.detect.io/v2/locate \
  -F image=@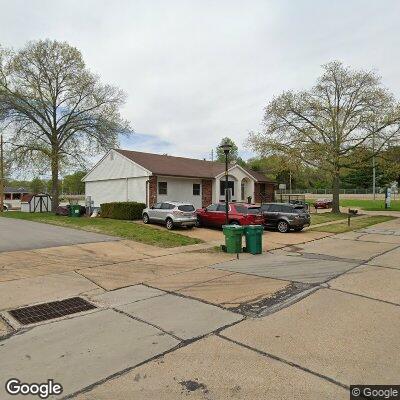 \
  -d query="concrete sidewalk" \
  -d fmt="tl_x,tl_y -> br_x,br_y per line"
0,217 -> 399,399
